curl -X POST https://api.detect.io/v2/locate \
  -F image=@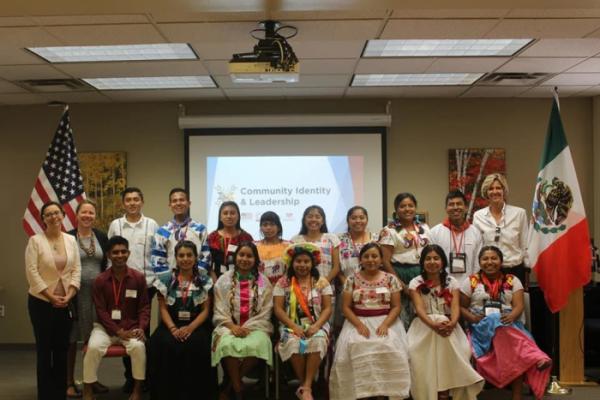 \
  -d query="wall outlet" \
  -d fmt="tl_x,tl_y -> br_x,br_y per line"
0,305 -> 4,317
